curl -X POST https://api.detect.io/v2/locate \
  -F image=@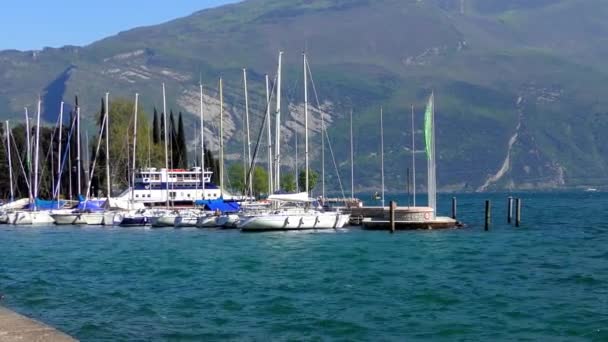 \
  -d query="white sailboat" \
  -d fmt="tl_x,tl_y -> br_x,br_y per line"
12,100 -> 55,225
238,52 -> 350,231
